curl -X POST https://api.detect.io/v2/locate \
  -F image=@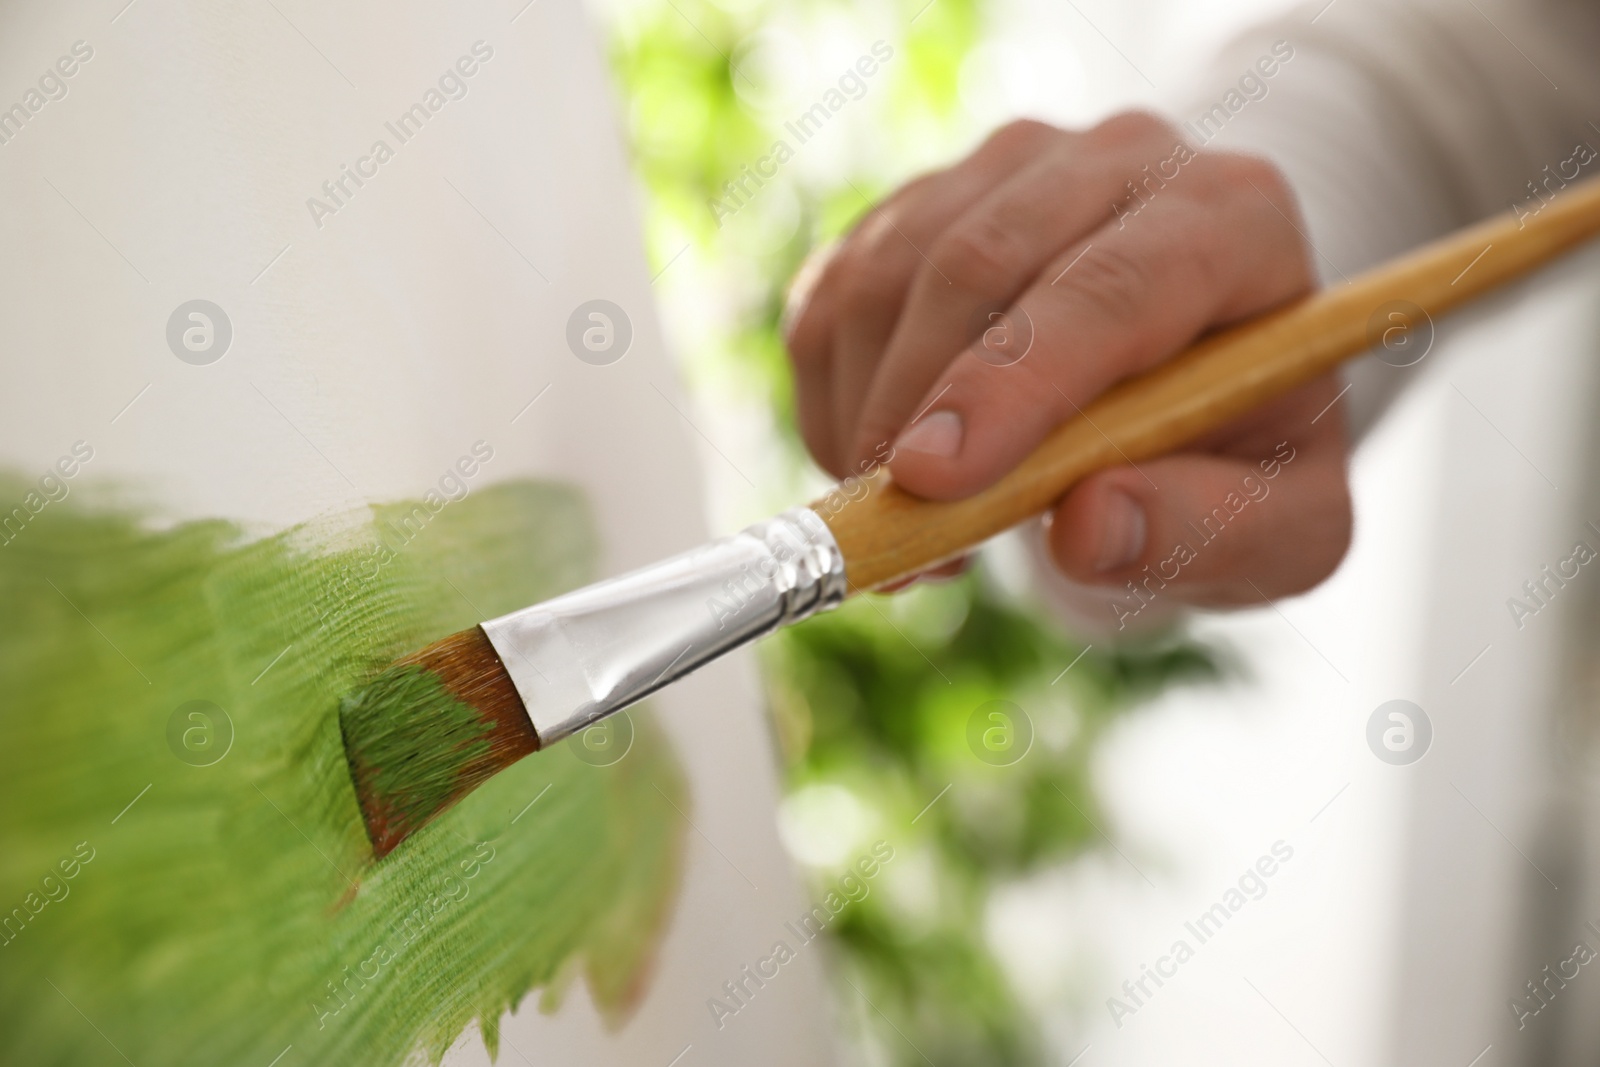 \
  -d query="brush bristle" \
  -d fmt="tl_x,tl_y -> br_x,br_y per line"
339,626 -> 536,858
